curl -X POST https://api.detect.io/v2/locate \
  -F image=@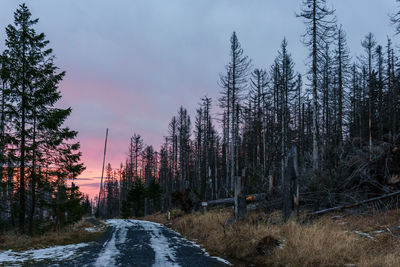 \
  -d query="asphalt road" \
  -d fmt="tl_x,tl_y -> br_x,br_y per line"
41,219 -> 230,267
